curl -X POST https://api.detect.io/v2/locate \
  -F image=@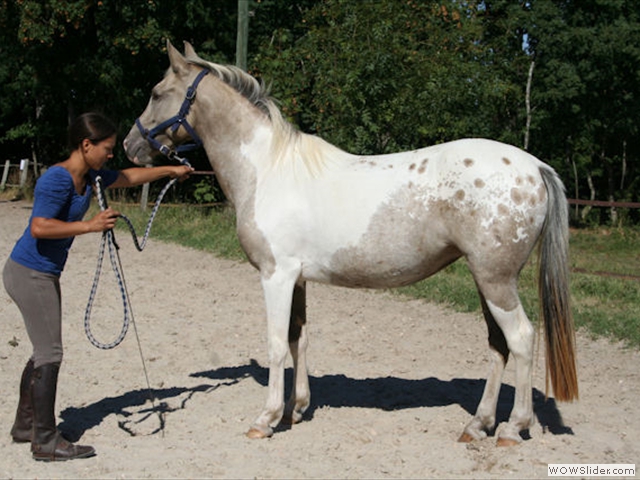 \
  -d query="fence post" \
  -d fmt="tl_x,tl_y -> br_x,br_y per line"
140,164 -> 151,211
1,160 -> 10,189
31,152 -> 40,178
19,158 -> 29,188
